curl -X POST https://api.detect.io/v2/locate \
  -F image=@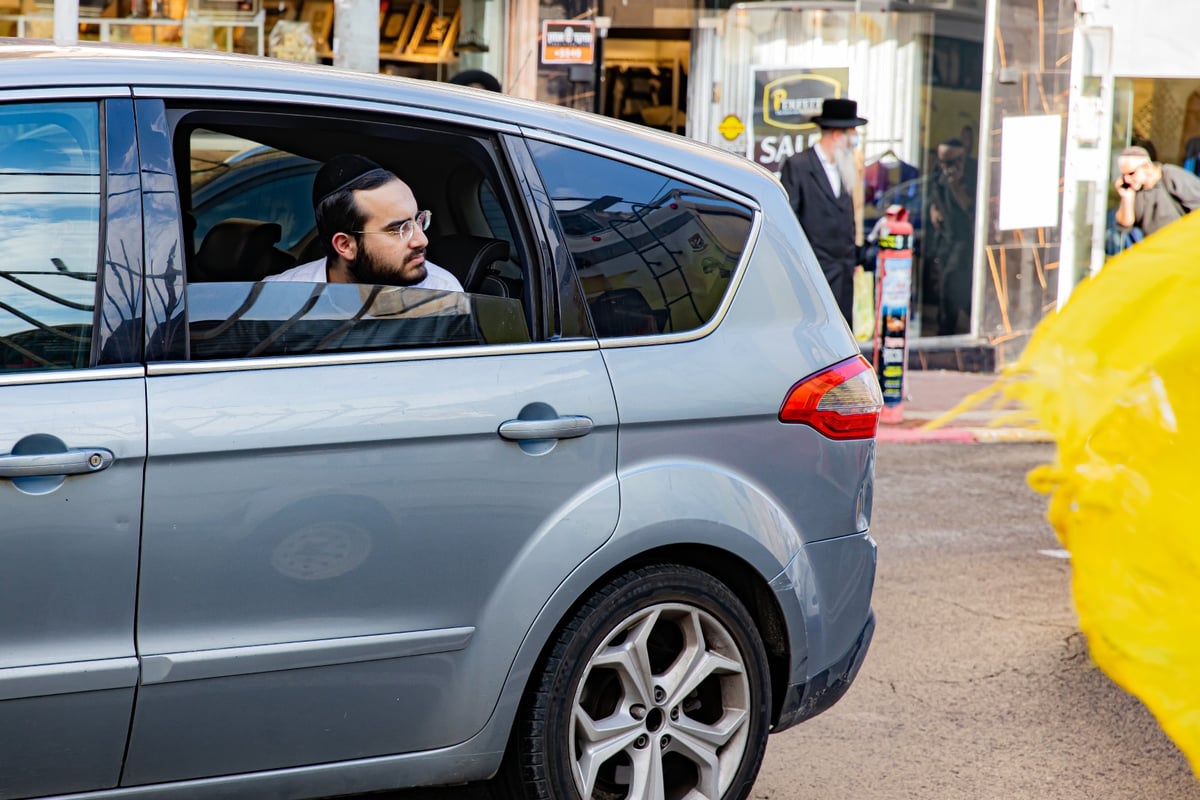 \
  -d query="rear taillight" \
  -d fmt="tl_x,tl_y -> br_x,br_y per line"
779,355 -> 884,440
